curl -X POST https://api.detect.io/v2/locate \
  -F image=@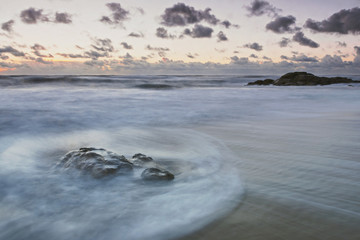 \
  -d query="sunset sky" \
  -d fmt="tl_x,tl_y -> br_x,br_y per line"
0,0 -> 359,75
